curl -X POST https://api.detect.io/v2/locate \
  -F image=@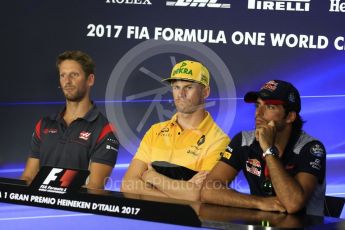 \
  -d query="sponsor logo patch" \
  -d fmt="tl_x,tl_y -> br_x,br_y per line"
187,145 -> 201,156
310,144 -> 325,157
157,127 -> 172,137
222,151 -> 232,159
310,159 -> 322,171
161,127 -> 169,132
79,131 -> 91,141
106,145 -> 118,151
201,75 -> 208,84
107,138 -> 119,145
246,158 -> 262,177
226,146 -> 233,153
222,145 -> 233,159
43,128 -> 58,134
288,92 -> 296,103
197,135 -> 206,146
261,80 -> 278,92
172,61 -> 193,76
